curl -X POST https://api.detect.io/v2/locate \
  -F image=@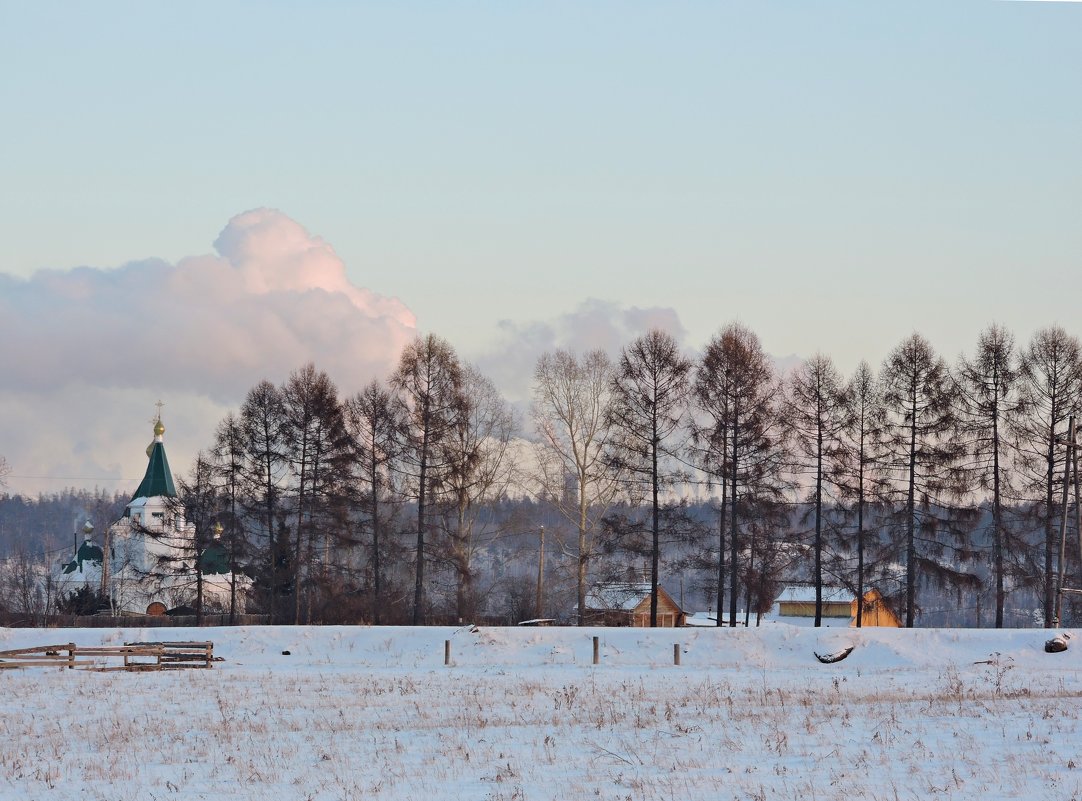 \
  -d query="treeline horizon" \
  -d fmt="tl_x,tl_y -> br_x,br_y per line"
2,320 -> 1081,629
